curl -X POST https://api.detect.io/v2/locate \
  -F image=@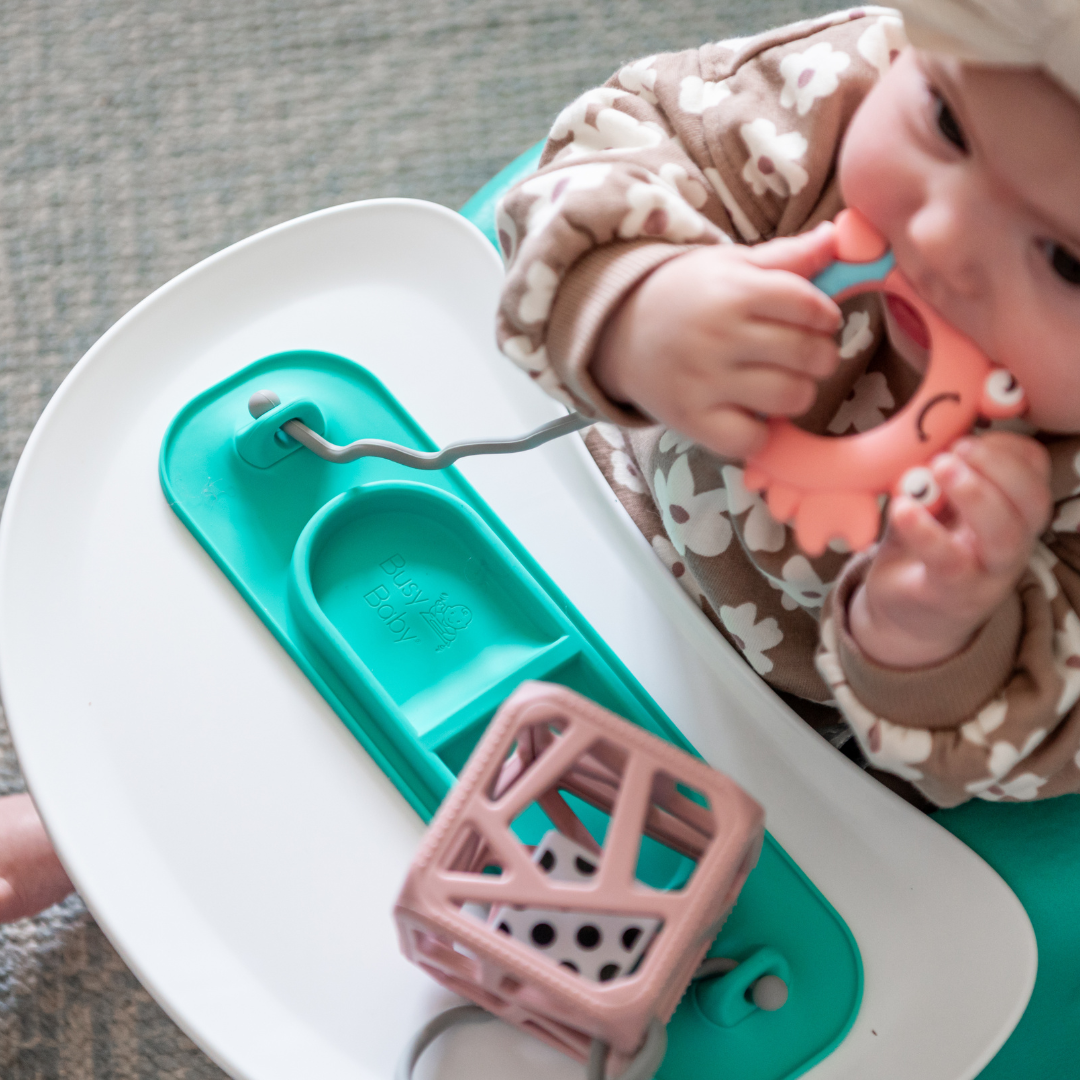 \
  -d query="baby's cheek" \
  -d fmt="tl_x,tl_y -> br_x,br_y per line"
988,314 -> 1080,433
837,58 -> 919,239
